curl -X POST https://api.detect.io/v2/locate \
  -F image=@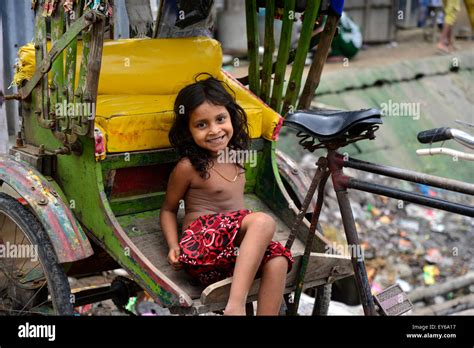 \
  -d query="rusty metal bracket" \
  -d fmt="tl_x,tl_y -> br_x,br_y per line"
9,144 -> 56,176
19,10 -> 102,100
326,265 -> 342,284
